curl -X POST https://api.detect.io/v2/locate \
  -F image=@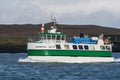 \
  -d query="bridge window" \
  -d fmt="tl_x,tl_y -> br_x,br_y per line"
73,45 -> 77,49
47,35 -> 51,40
52,35 -> 55,40
61,36 -> 65,40
44,35 -> 47,40
57,36 -> 60,40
